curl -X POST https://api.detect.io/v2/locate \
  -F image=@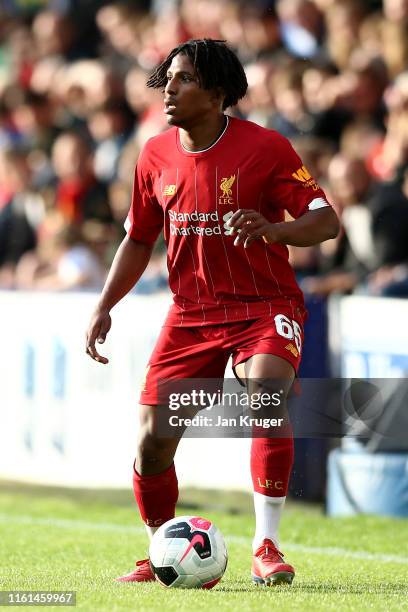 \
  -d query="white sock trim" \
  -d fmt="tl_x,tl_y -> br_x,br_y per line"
145,524 -> 158,540
253,492 -> 286,552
